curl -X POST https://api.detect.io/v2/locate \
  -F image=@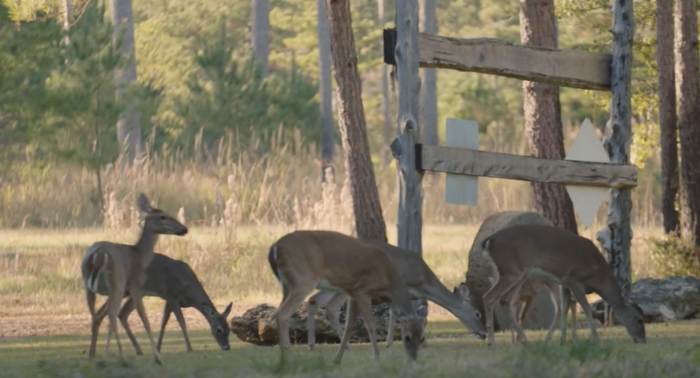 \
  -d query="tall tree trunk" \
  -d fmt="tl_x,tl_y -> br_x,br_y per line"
519,0 -> 578,234
252,0 -> 270,77
318,0 -> 334,181
674,0 -> 700,250
657,0 -> 680,235
420,0 -> 437,146
111,0 -> 142,162
379,0 -> 392,166
326,0 -> 387,242
61,0 -> 72,44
